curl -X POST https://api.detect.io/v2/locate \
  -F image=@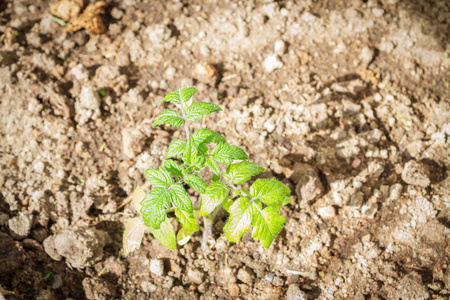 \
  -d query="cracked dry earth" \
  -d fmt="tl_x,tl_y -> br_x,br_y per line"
0,0 -> 449,299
